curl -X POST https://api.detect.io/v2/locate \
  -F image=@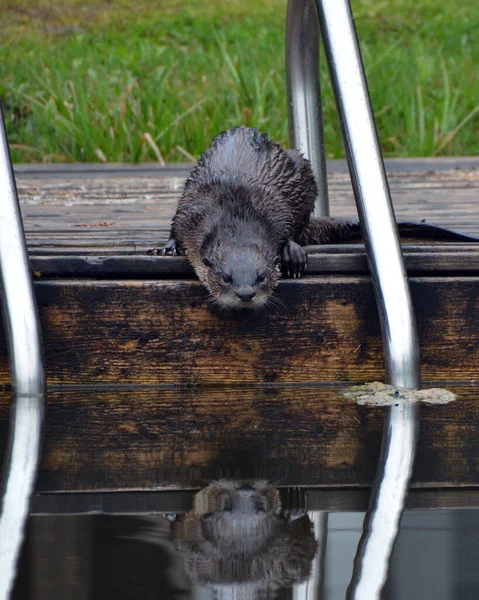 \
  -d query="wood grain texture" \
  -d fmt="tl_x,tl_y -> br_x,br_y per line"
2,161 -> 478,493
28,244 -> 479,278
27,488 -> 479,514
1,384 -> 477,491
15,165 -> 479,255
0,277 -> 477,386
12,156 -> 479,177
